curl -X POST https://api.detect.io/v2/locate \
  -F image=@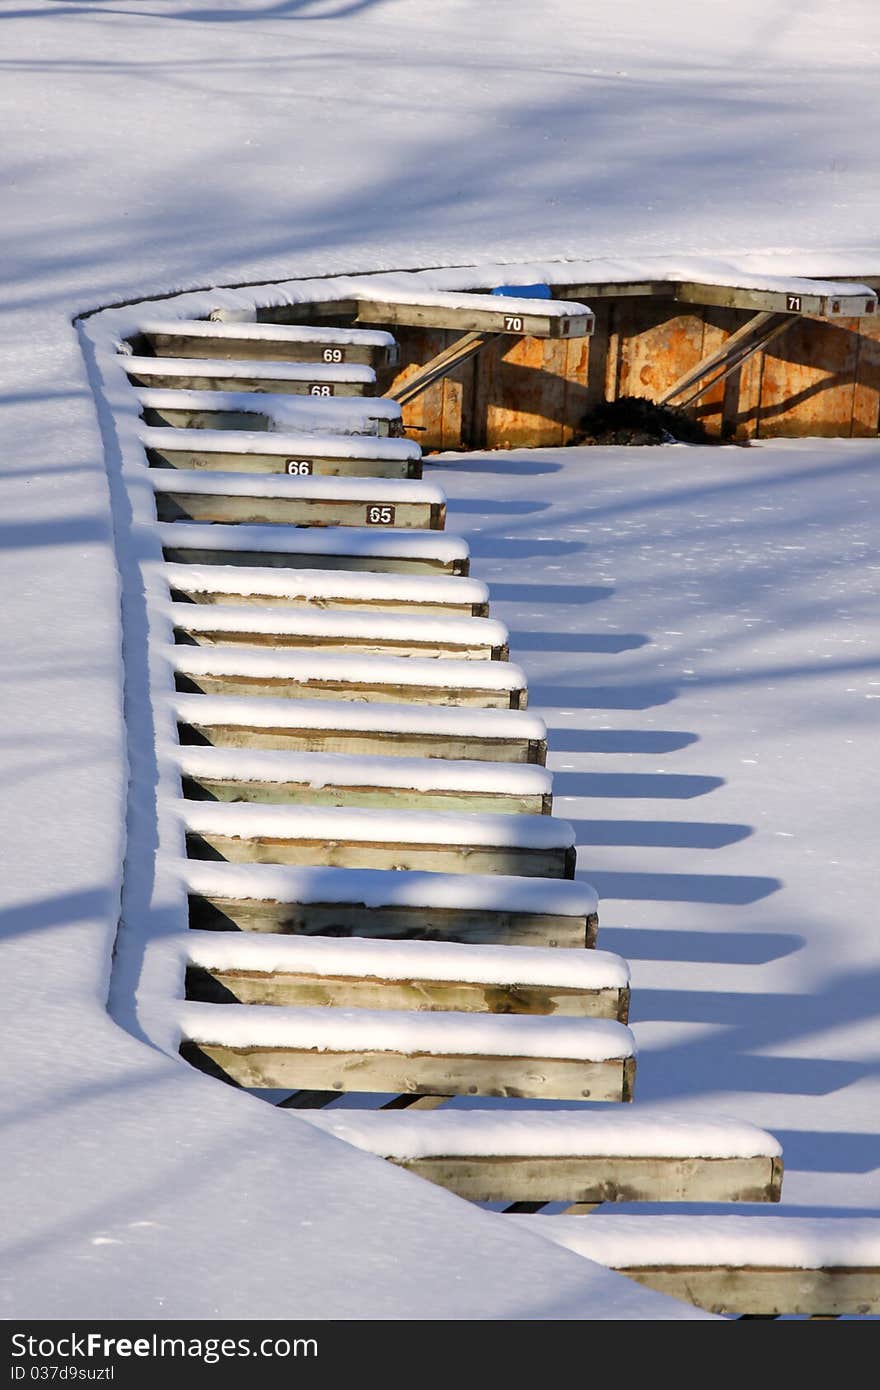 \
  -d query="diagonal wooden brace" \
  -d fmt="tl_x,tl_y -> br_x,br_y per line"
386,331 -> 500,407
659,312 -> 793,408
